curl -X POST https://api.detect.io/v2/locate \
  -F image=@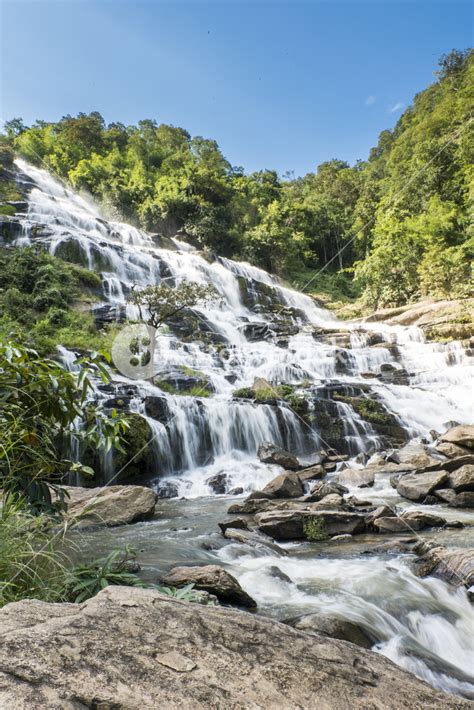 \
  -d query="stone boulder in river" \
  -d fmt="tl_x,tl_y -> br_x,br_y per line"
396,470 -> 448,502
261,471 -> 304,498
336,467 -> 375,488
373,510 -> 446,533
160,565 -> 256,609
413,541 -> 474,589
257,441 -> 300,469
59,485 -> 157,527
255,510 -> 366,541
440,424 -> 474,449
447,464 -> 474,493
0,586 -> 467,710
